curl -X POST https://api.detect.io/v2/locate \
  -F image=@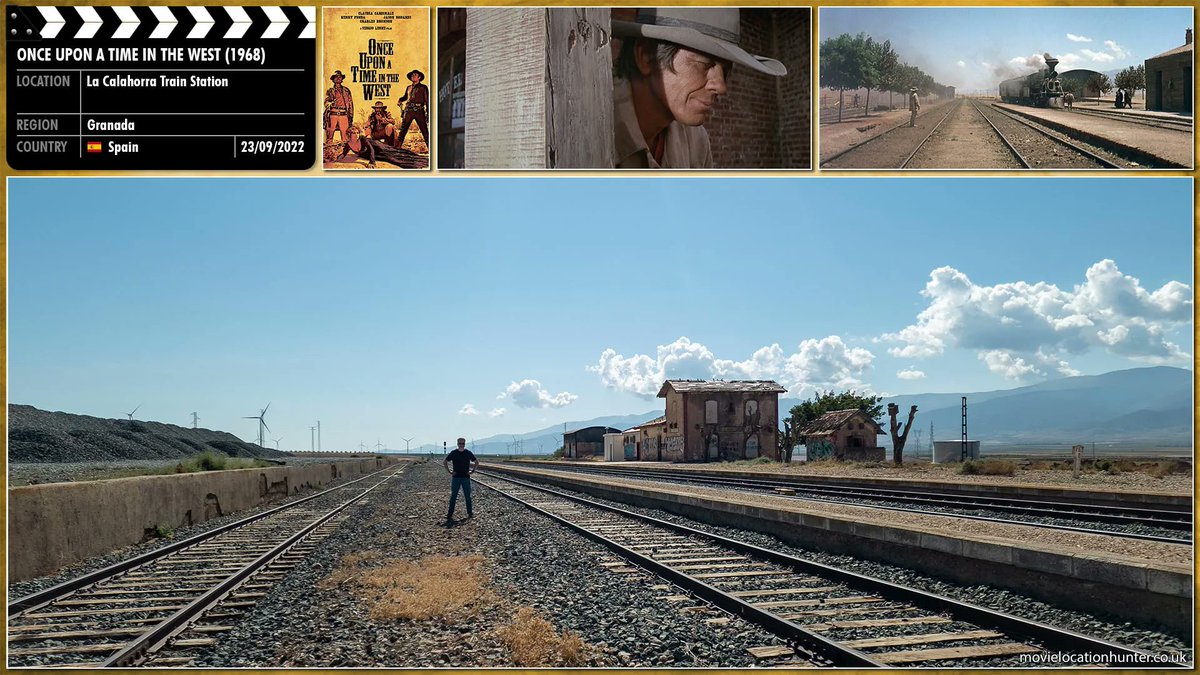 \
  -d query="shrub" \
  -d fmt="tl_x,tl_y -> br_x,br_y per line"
193,450 -> 227,471
959,459 -> 1016,476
